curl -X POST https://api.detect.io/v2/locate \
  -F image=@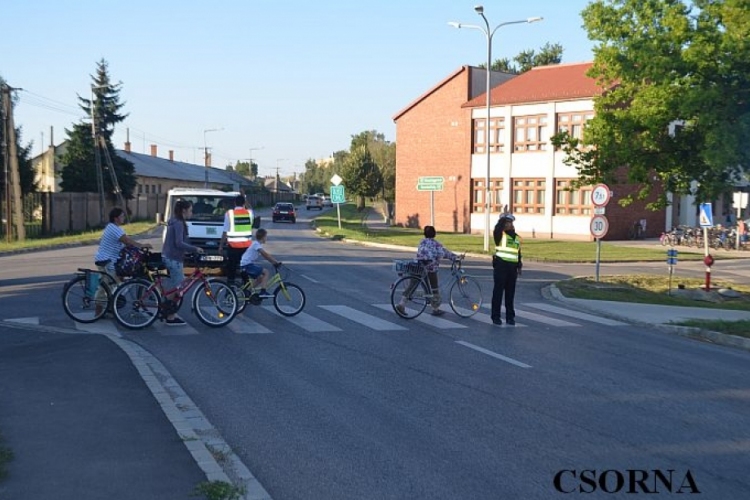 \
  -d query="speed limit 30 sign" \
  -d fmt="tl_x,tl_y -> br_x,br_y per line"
590,215 -> 609,238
